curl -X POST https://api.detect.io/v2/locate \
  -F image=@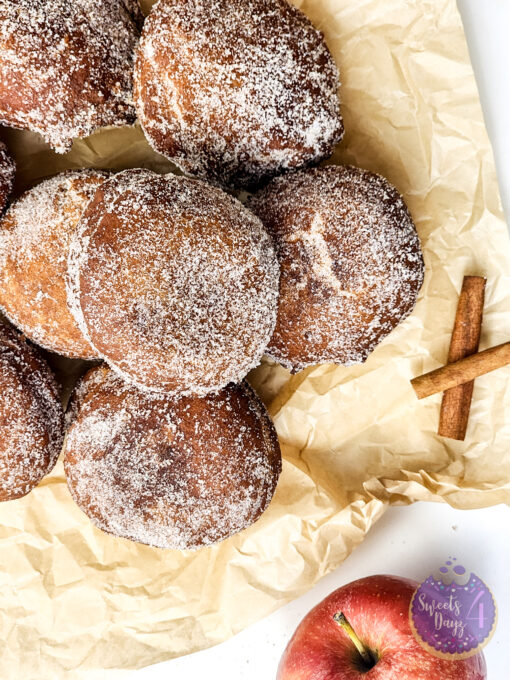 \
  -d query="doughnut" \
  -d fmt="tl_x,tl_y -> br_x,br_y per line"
0,0 -> 143,153
0,141 -> 15,214
249,165 -> 425,370
134,0 -> 344,188
0,170 -> 108,359
67,168 -> 279,395
0,322 -> 64,501
64,366 -> 282,549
